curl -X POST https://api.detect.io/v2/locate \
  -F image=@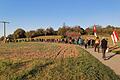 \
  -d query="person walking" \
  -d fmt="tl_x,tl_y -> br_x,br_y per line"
91,39 -> 95,48
101,37 -> 108,60
78,37 -> 84,45
87,39 -> 91,48
94,37 -> 100,53
84,39 -> 88,49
